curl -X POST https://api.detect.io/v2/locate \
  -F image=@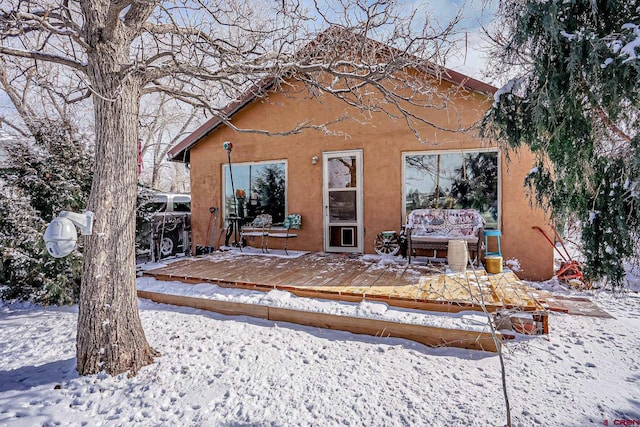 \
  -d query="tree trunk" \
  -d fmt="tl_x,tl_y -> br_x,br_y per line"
151,151 -> 161,190
76,26 -> 158,375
